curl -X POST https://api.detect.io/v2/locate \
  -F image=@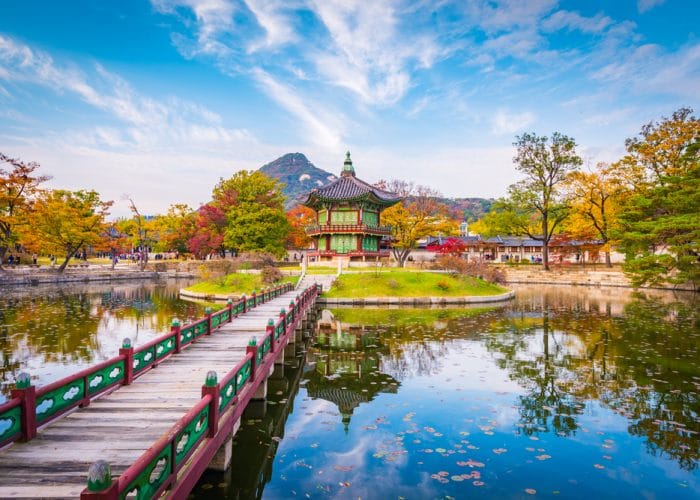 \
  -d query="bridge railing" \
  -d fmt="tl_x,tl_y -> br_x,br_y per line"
79,283 -> 320,500
0,282 -> 295,449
